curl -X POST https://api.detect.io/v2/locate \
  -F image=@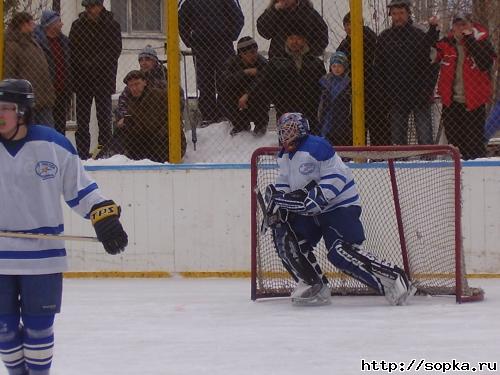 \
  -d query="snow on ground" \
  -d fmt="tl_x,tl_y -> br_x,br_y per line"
81,120 -> 279,166
78,122 -> 500,166
49,278 -> 500,375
